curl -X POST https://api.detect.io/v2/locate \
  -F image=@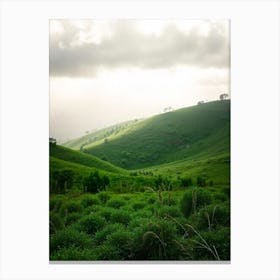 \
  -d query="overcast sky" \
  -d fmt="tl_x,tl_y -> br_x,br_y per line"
50,19 -> 230,142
